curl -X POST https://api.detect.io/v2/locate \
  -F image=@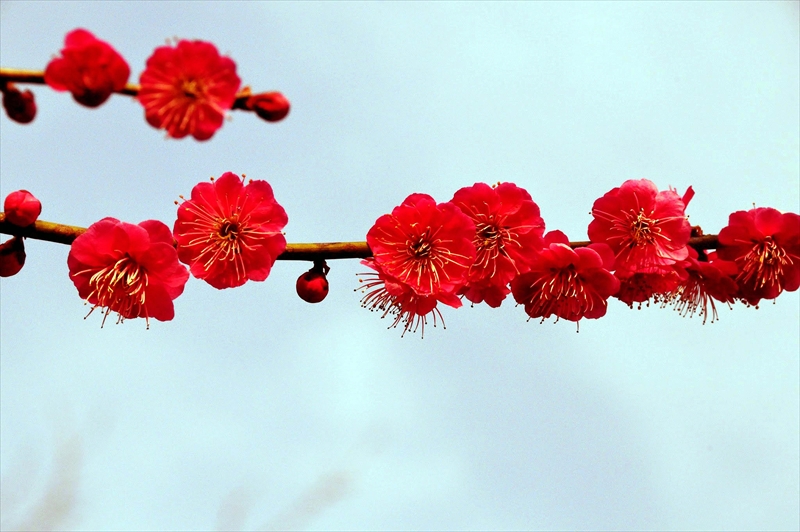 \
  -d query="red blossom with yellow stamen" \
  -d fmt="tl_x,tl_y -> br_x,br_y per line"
451,182 -> 545,307
138,40 -> 240,140
67,217 -> 189,327
173,172 -> 287,289
358,259 -> 459,337
511,230 -> 619,323
660,249 -> 739,323
45,29 -> 130,108
717,207 -> 800,305
367,193 -> 476,298
614,268 -> 685,309
588,179 -> 692,277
